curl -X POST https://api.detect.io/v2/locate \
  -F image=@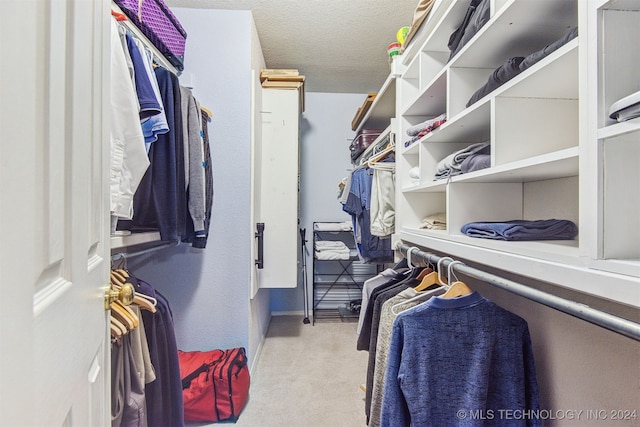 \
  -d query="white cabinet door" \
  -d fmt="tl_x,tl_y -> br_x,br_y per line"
254,89 -> 300,288
0,0 -> 111,425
